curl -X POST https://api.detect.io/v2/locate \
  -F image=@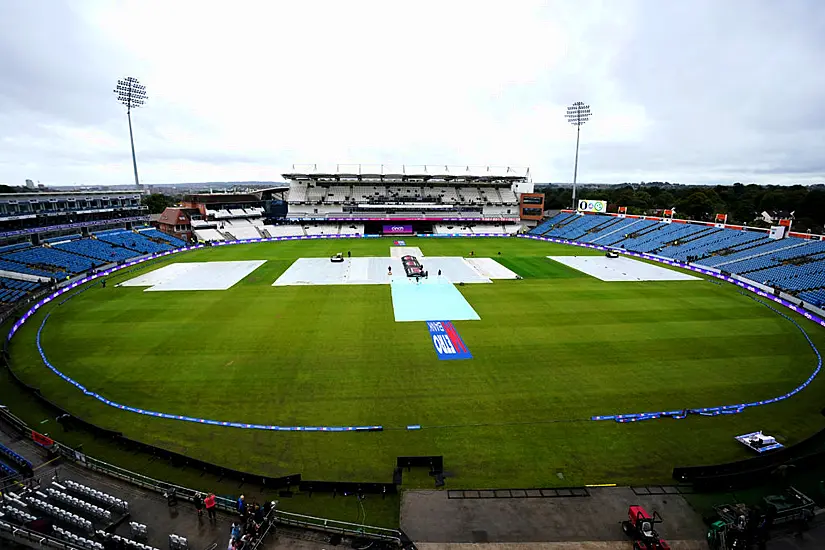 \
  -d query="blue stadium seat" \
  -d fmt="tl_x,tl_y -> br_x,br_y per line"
543,214 -> 607,239
529,212 -> 577,235
96,231 -> 174,255
140,229 -> 187,248
54,239 -> 141,263
5,246 -> 97,275
0,276 -> 37,303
